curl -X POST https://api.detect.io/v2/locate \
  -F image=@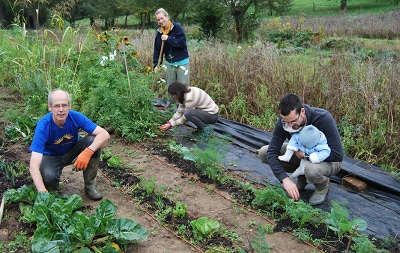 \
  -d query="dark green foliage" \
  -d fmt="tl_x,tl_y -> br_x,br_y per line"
251,184 -> 288,210
193,0 -> 225,39
80,64 -> 165,142
266,29 -> 321,48
4,110 -> 38,144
